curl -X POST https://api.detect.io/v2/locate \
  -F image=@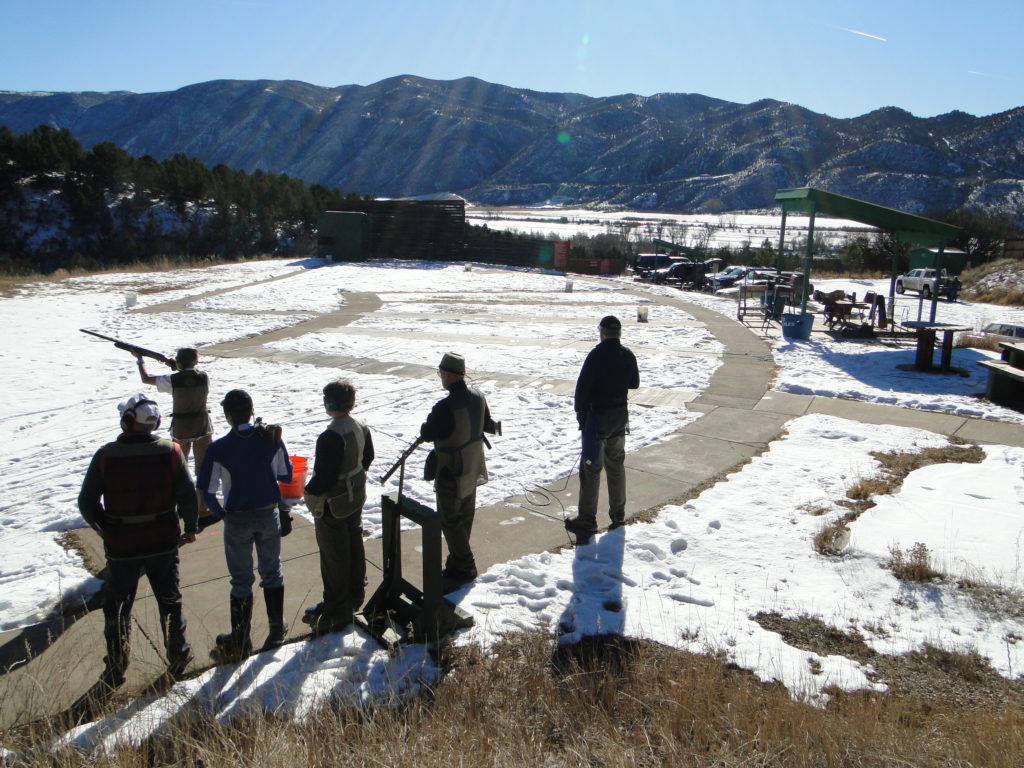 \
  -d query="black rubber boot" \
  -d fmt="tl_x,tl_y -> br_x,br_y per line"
262,586 -> 287,650
101,603 -> 130,689
214,595 -> 253,661
159,602 -> 193,680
